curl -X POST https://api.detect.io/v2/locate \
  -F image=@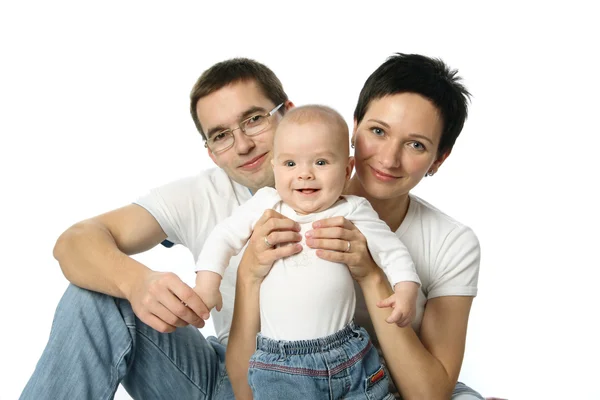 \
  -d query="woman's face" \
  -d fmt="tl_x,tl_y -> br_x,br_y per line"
352,92 -> 446,201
